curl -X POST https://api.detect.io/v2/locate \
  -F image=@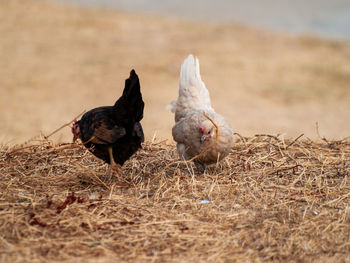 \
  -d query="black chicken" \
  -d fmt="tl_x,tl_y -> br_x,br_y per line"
71,69 -> 144,173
